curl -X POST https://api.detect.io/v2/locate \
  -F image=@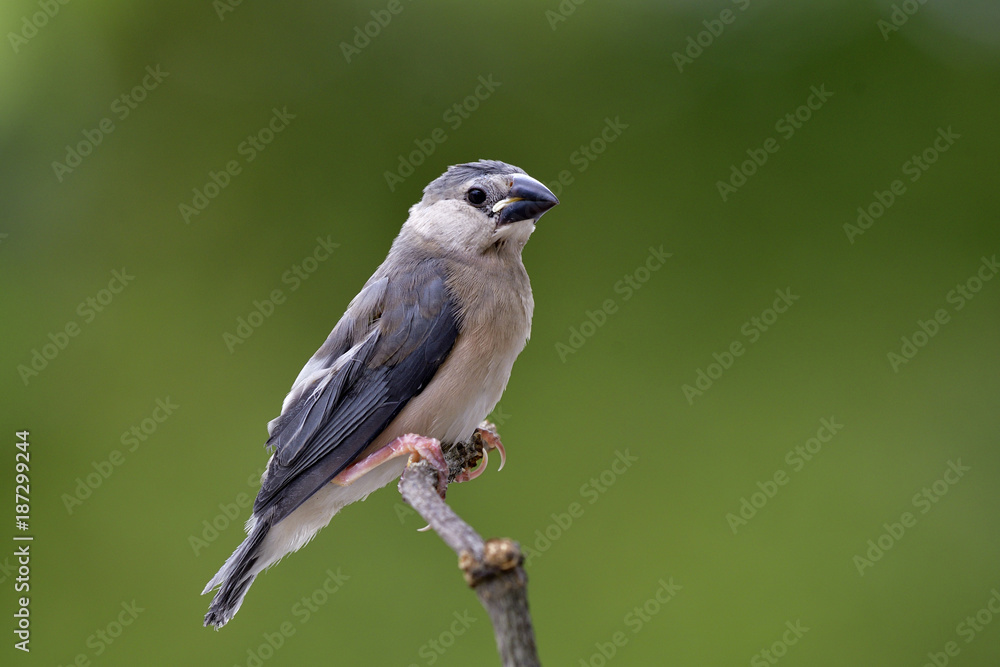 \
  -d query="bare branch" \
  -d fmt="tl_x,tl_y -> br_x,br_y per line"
398,425 -> 540,667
